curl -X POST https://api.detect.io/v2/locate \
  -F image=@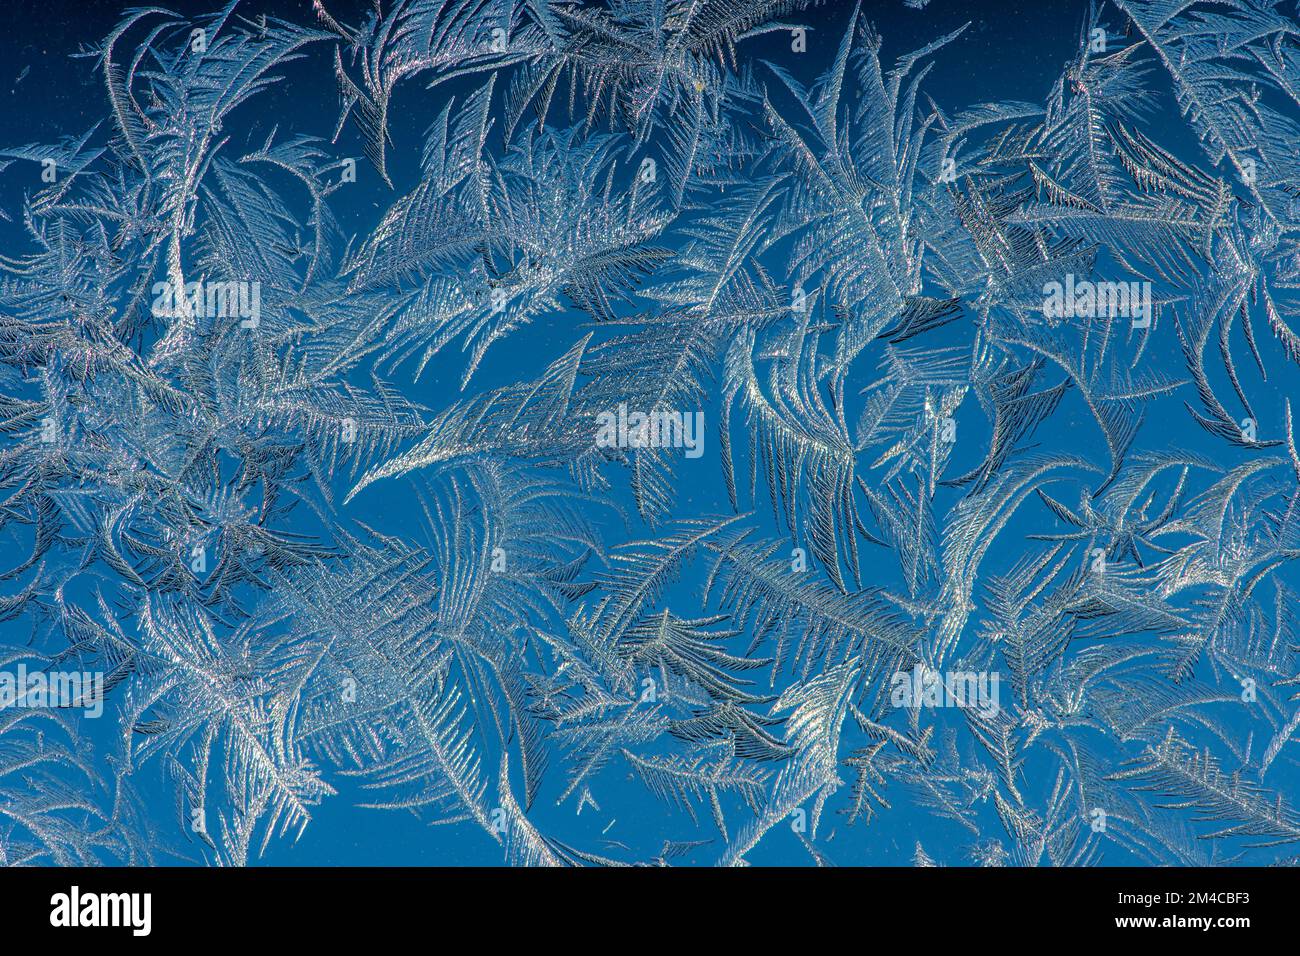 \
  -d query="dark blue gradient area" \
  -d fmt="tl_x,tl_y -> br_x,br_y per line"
0,0 -> 1298,868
